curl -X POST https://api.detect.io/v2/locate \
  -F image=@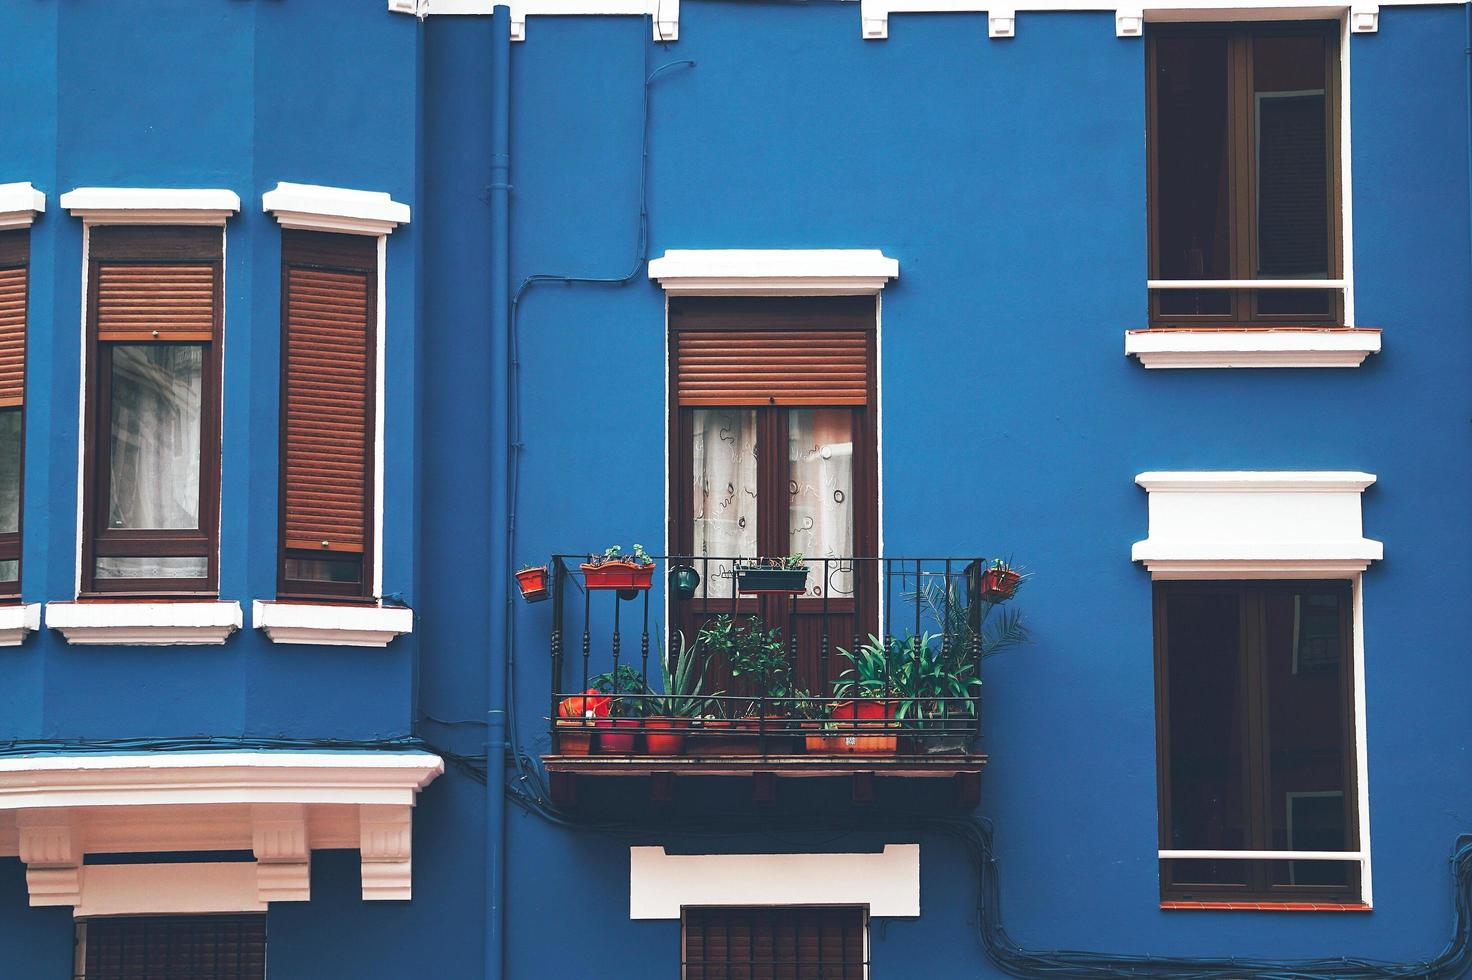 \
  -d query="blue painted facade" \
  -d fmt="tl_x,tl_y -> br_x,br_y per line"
2,1 -> 1470,976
